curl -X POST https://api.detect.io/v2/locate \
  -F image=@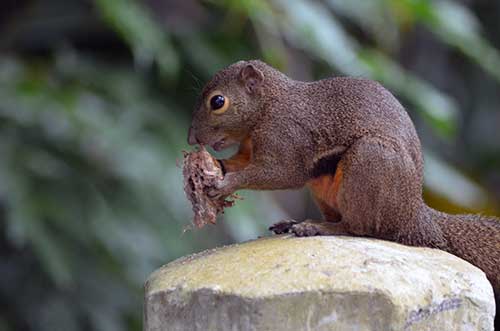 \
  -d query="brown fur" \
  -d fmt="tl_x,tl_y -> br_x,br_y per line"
188,60 -> 500,326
